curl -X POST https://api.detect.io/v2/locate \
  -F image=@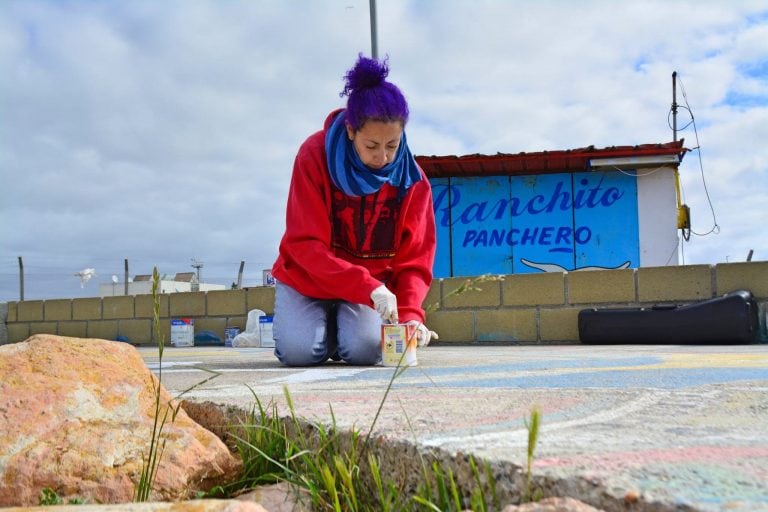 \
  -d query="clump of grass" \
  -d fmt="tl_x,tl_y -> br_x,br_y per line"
469,456 -> 500,511
209,402 -> 532,510
426,274 -> 505,316
207,386 -> 304,498
523,406 -> 543,503
134,267 -> 177,502
213,385 -> 378,510
414,461 -> 462,511
134,266 -> 220,502
280,386 -> 372,510
38,488 -> 62,506
39,488 -> 85,506
211,382 -> 514,510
